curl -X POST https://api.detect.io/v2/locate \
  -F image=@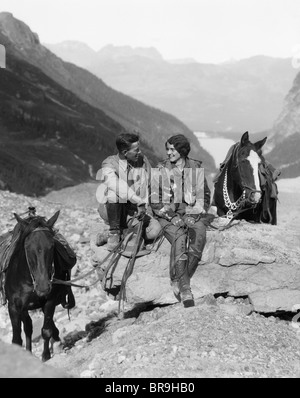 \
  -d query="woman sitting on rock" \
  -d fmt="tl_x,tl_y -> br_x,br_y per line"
150,134 -> 211,307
